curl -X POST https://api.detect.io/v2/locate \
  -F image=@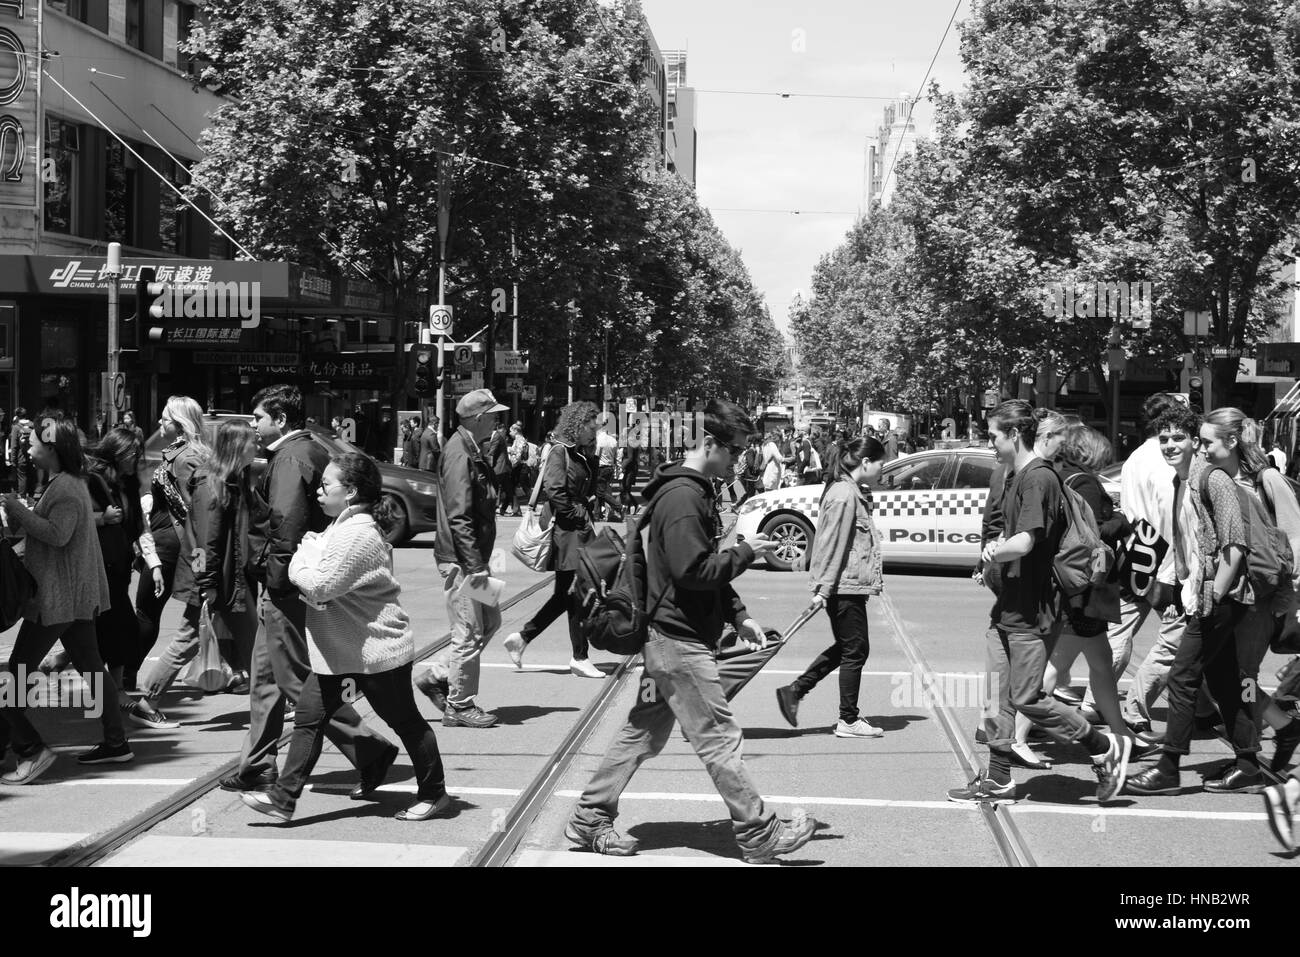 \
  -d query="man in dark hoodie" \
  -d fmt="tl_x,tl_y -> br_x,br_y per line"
566,399 -> 820,863
221,384 -> 395,793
